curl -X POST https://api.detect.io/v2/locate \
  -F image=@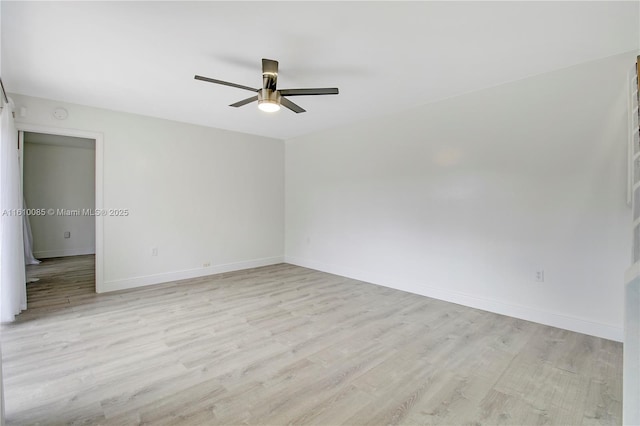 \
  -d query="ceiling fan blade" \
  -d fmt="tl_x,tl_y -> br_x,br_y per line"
194,75 -> 258,92
262,59 -> 279,75
278,88 -> 339,96
280,97 -> 306,114
229,95 -> 258,108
